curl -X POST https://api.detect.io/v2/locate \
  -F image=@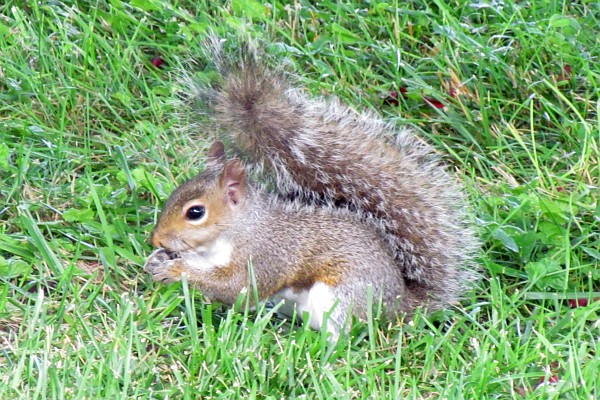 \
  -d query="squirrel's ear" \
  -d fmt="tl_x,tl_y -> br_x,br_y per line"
207,141 -> 226,167
221,159 -> 246,205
